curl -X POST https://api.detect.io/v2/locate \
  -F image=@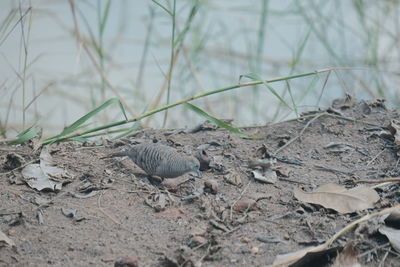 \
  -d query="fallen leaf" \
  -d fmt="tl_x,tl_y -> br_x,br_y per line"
388,119 -> 400,146
384,210 -> 400,228
272,244 -> 339,266
294,183 -> 379,214
22,164 -> 62,191
39,148 -> 68,179
379,225 -> 400,253
21,147 -> 68,191
272,205 -> 400,267
252,169 -> 277,184
247,158 -> 274,169
0,229 -> 15,247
